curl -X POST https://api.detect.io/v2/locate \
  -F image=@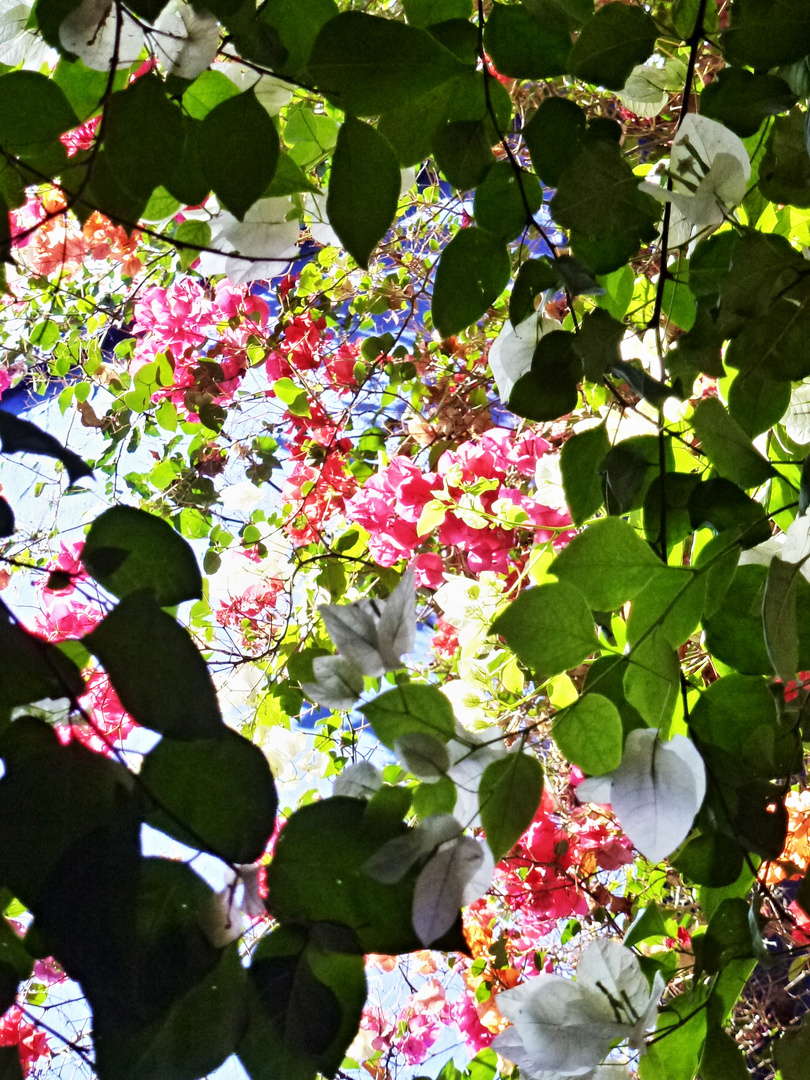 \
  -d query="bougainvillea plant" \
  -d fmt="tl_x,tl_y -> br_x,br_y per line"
2,0 -> 810,1077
